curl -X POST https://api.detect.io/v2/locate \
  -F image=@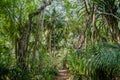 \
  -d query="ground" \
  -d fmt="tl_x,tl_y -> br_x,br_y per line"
55,69 -> 71,80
